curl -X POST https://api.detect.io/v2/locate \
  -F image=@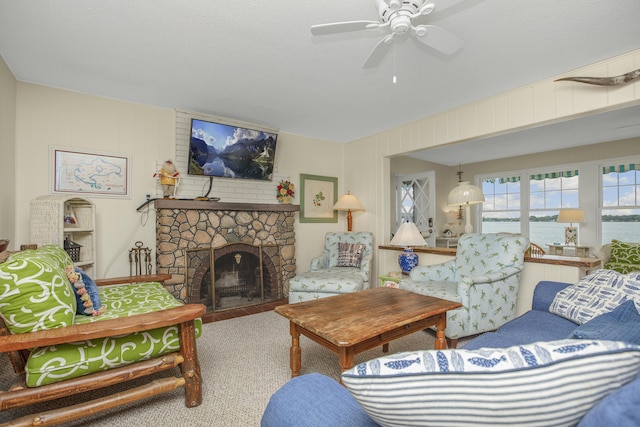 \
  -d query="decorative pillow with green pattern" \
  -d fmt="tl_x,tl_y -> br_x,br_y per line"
605,240 -> 640,274
0,245 -> 76,333
25,281 -> 203,387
